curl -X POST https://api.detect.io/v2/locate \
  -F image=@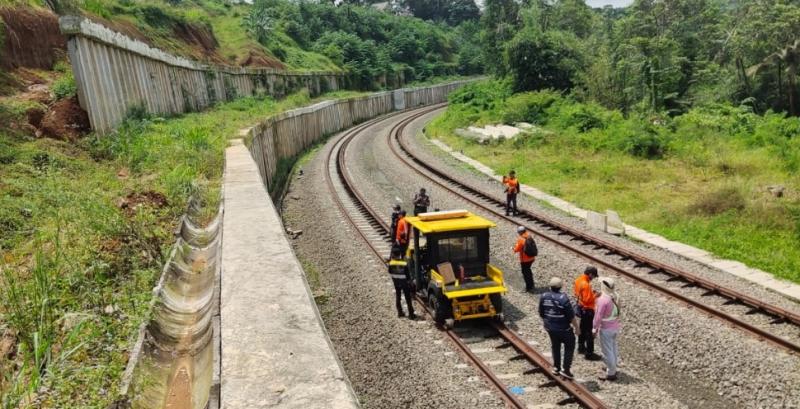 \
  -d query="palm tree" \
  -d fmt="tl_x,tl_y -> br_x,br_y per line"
747,40 -> 800,116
